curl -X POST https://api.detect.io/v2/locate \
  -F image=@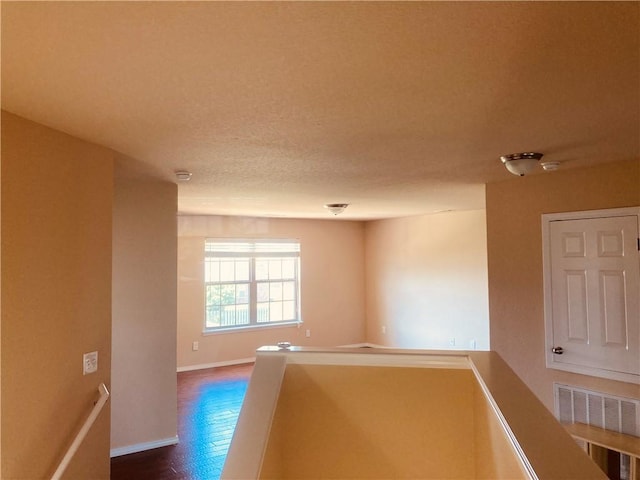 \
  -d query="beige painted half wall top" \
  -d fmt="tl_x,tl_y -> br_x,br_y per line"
486,159 -> 640,411
177,216 -> 366,369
